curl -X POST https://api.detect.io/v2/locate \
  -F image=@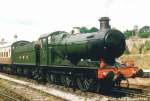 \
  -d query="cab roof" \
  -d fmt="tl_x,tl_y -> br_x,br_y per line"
39,31 -> 68,39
